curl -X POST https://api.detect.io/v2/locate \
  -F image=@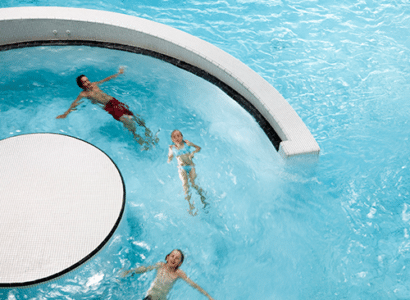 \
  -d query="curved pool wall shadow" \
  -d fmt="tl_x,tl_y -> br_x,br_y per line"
0,6 -> 320,158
